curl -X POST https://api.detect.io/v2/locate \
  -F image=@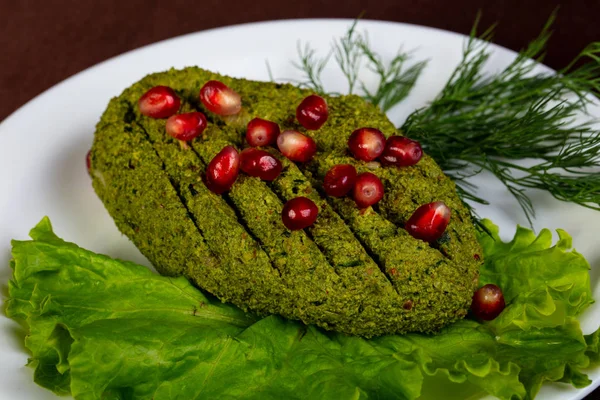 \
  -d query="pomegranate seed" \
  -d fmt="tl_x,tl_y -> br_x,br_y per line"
199,80 -> 241,116
240,148 -> 282,181
282,197 -> 319,230
348,128 -> 386,161
380,136 -> 423,167
138,86 -> 180,119
246,118 -> 280,147
86,150 -> 91,173
296,94 -> 329,130
353,172 -> 384,208
471,284 -> 505,320
323,164 -> 357,197
165,112 -> 207,141
205,146 -> 240,194
277,130 -> 317,162
405,201 -> 451,242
